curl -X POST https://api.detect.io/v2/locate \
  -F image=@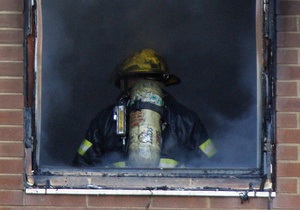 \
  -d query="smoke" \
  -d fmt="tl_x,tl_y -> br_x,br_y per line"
40,0 -> 257,168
